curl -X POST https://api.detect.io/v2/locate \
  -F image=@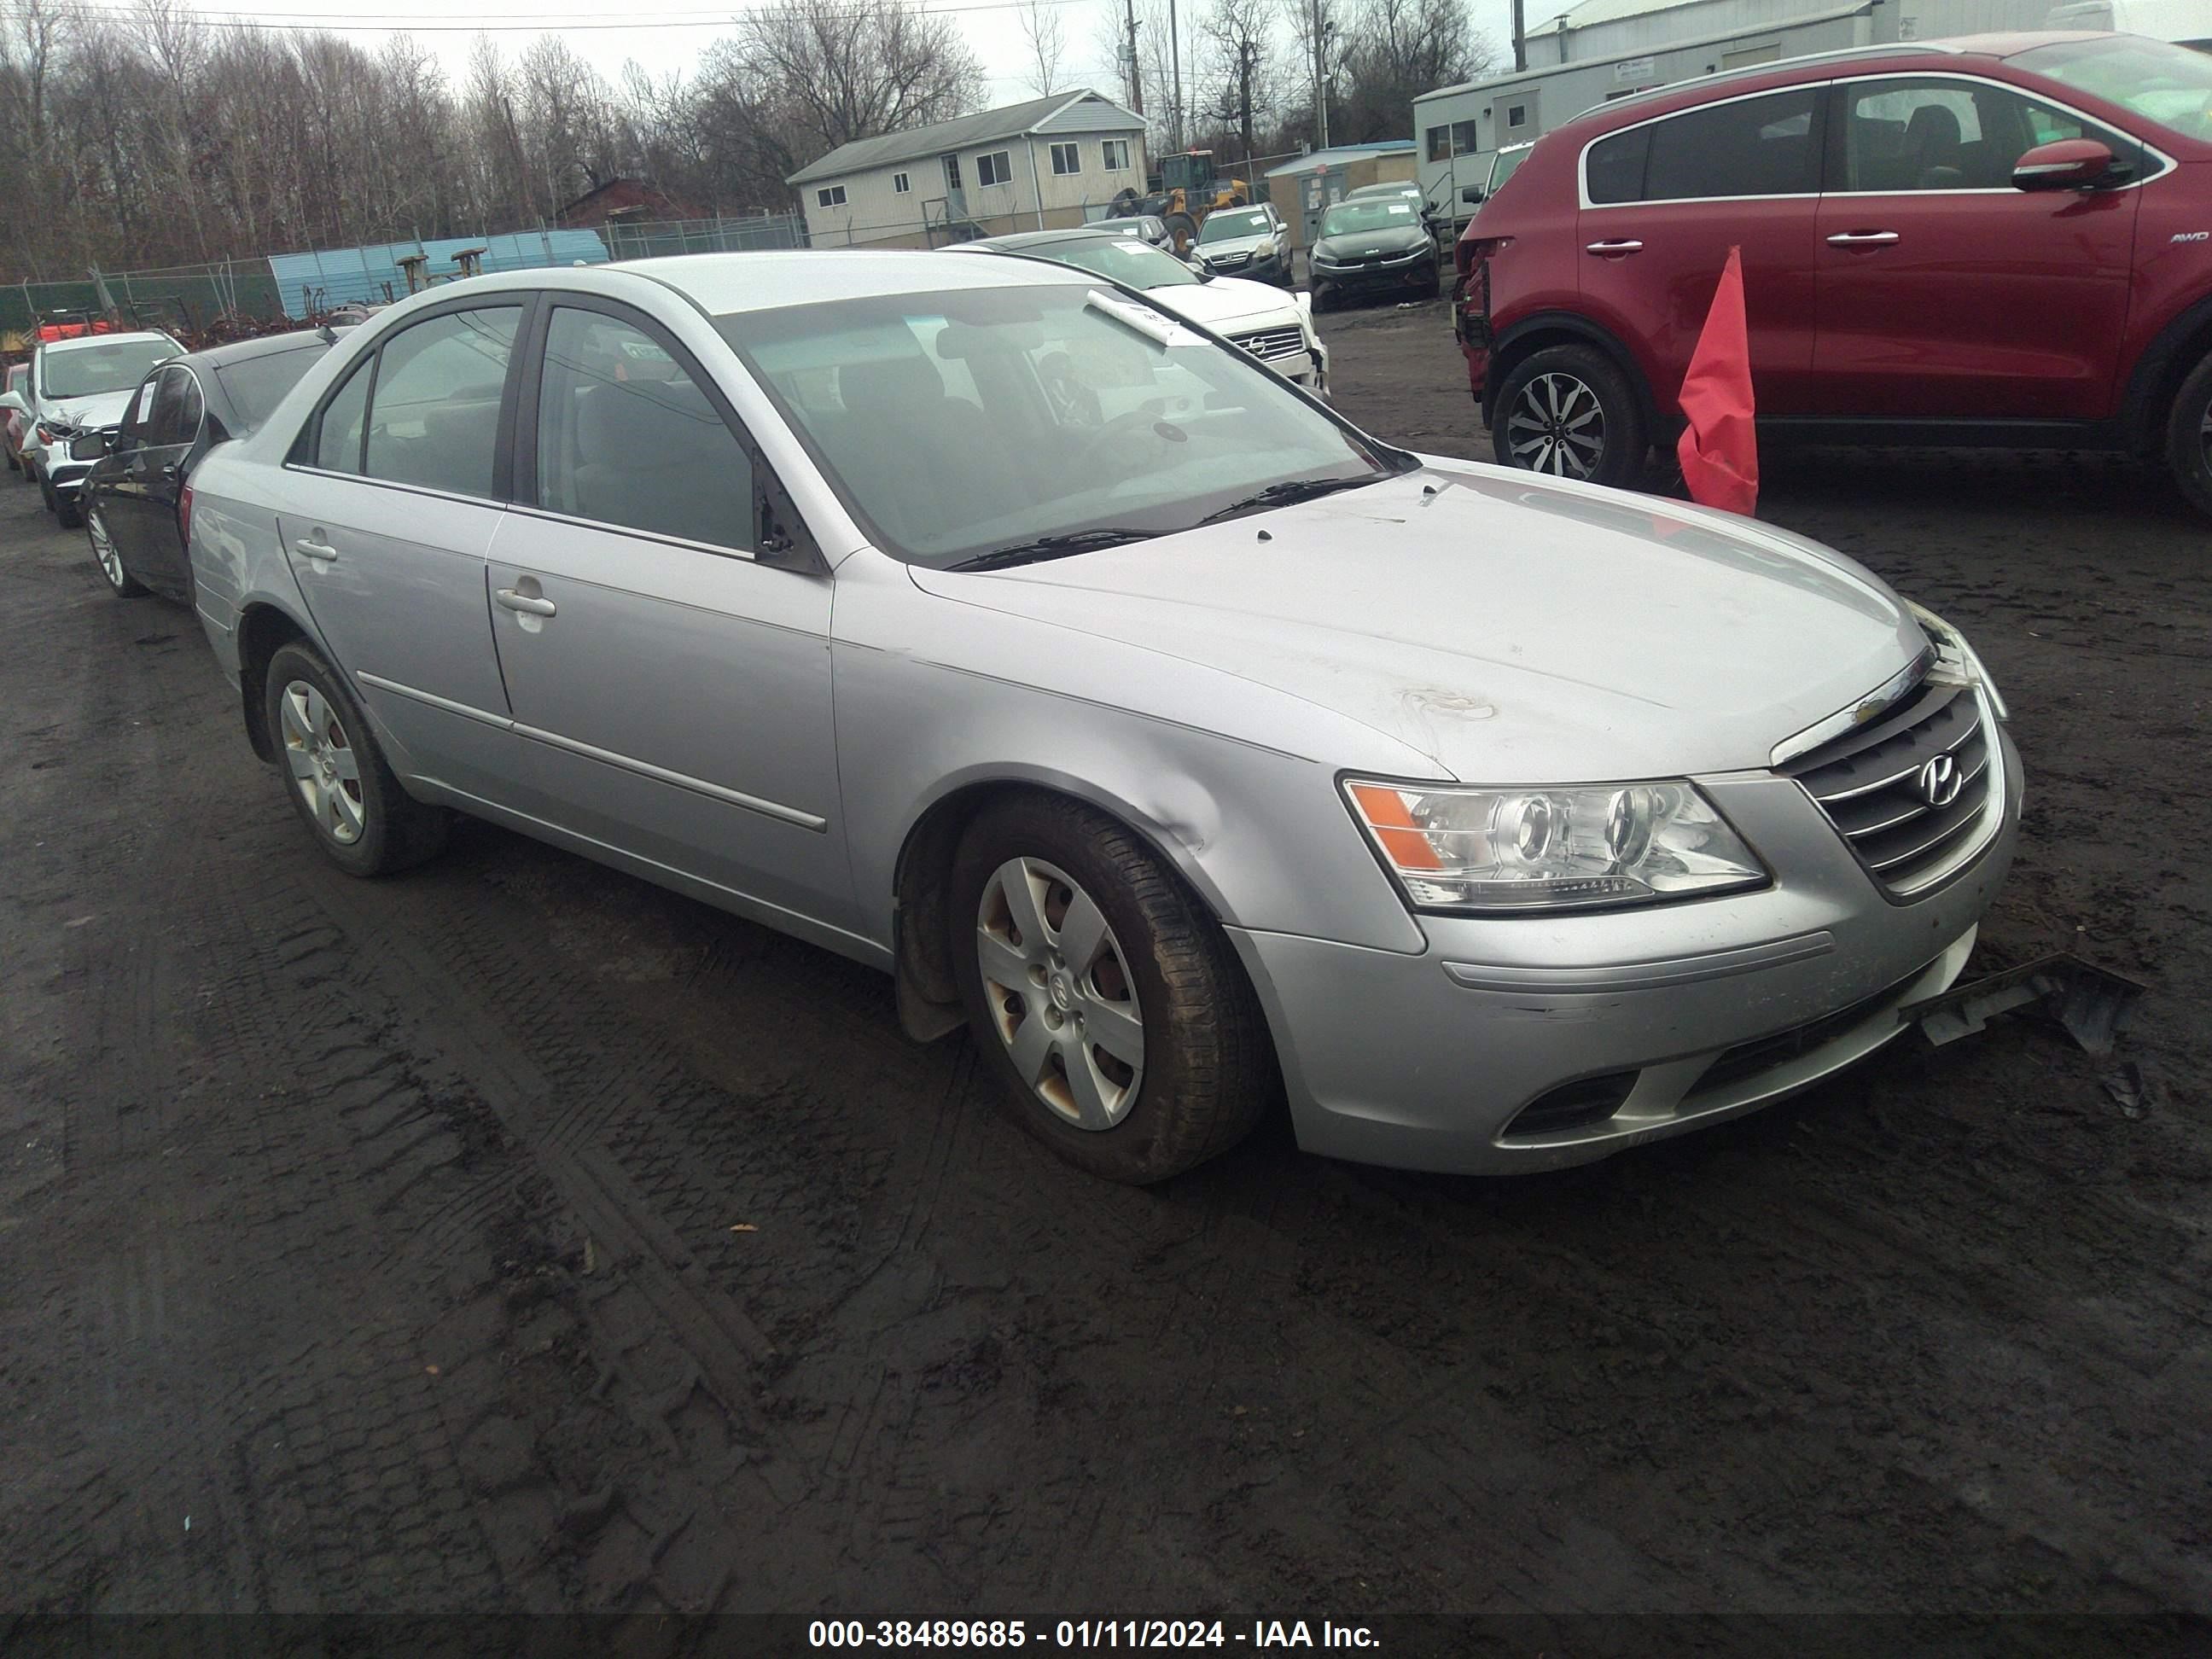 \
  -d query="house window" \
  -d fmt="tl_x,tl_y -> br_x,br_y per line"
1051,142 -> 1081,176
816,185 -> 847,207
1452,119 -> 1480,153
977,150 -> 1012,187
944,154 -> 962,191
893,171 -> 911,194
1506,103 -> 1528,128
1102,138 -> 1131,171
1426,125 -> 1450,162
